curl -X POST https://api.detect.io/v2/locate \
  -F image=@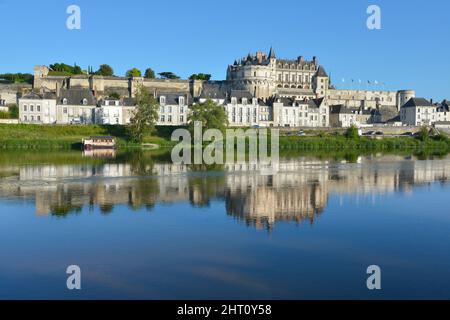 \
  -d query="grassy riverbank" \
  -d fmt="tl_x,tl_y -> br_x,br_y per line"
0,124 -> 449,154
0,124 -> 176,149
